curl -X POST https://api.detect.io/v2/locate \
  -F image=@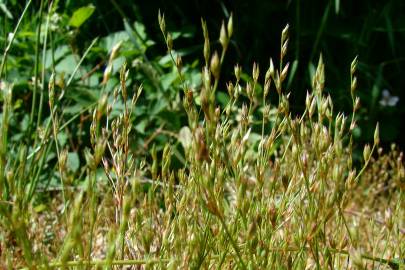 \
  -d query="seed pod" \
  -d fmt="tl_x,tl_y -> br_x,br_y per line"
176,54 -> 183,71
59,149 -> 68,172
354,96 -> 360,111
227,82 -> 234,98
275,71 -> 281,94
280,62 -> 289,83
166,33 -> 173,51
94,137 -> 107,166
281,39 -> 289,59
252,62 -> 259,83
374,122 -> 380,145
269,58 -> 275,79
210,51 -> 220,80
234,64 -> 241,81
305,91 -> 312,109
97,94 -> 108,120
158,10 -> 166,34
219,21 -> 228,49
215,106 -> 220,120
48,73 -> 55,108
281,24 -> 289,44
351,76 -> 357,94
264,80 -> 271,98
203,66 -> 211,93
246,82 -> 254,100
263,104 -> 271,119
204,38 -> 210,65
350,56 -> 358,76
363,144 -> 371,161
227,13 -> 233,38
